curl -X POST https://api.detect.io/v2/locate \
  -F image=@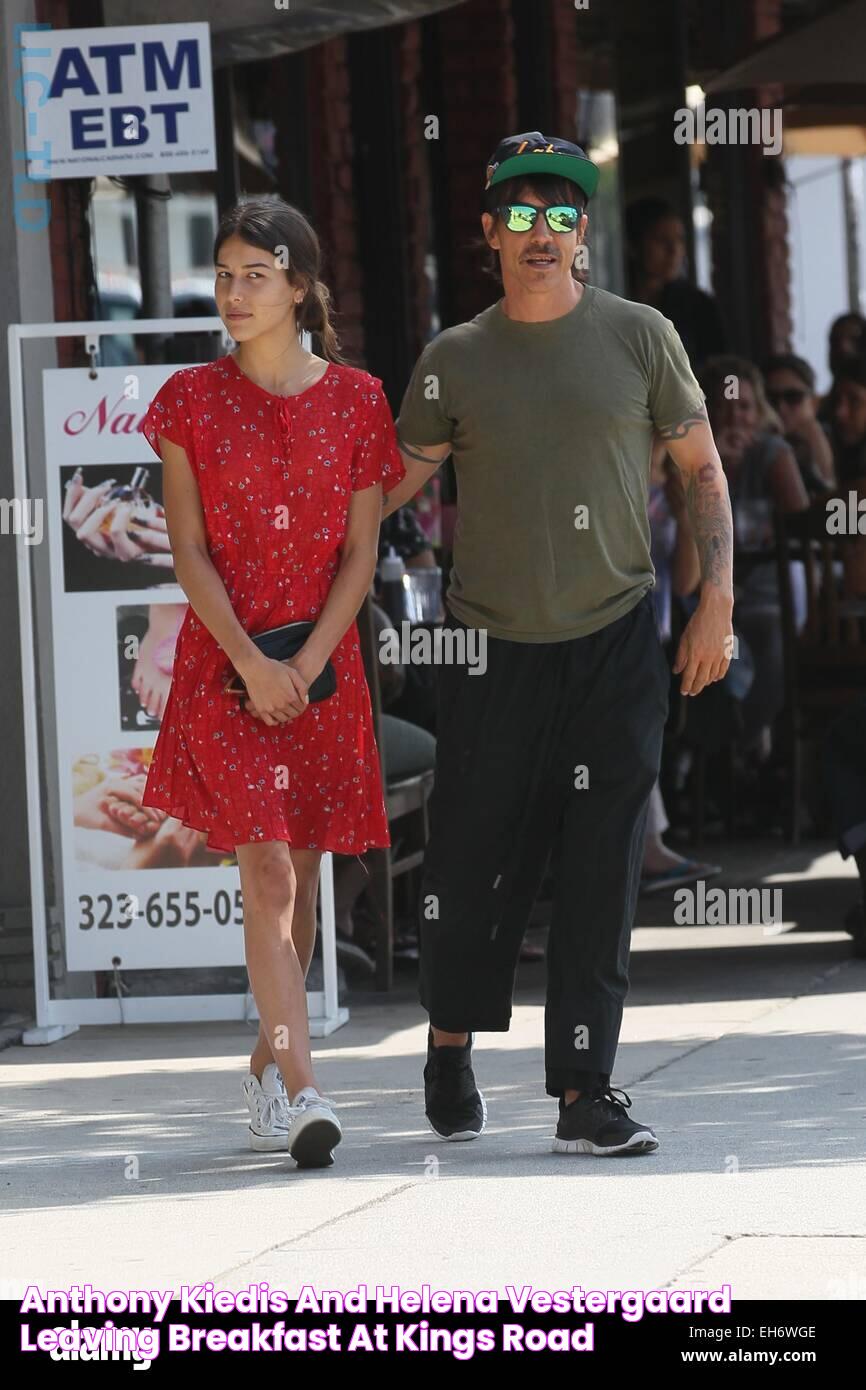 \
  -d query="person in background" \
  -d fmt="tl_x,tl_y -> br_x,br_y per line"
701,355 -> 809,750
625,196 -> 727,373
379,505 -> 437,569
376,505 -> 439,733
828,312 -> 866,379
644,436 -> 722,889
819,313 -> 866,424
763,353 -> 835,496
825,696 -> 866,958
332,595 -> 438,978
641,437 -> 722,893
828,353 -> 866,487
701,356 -> 809,521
